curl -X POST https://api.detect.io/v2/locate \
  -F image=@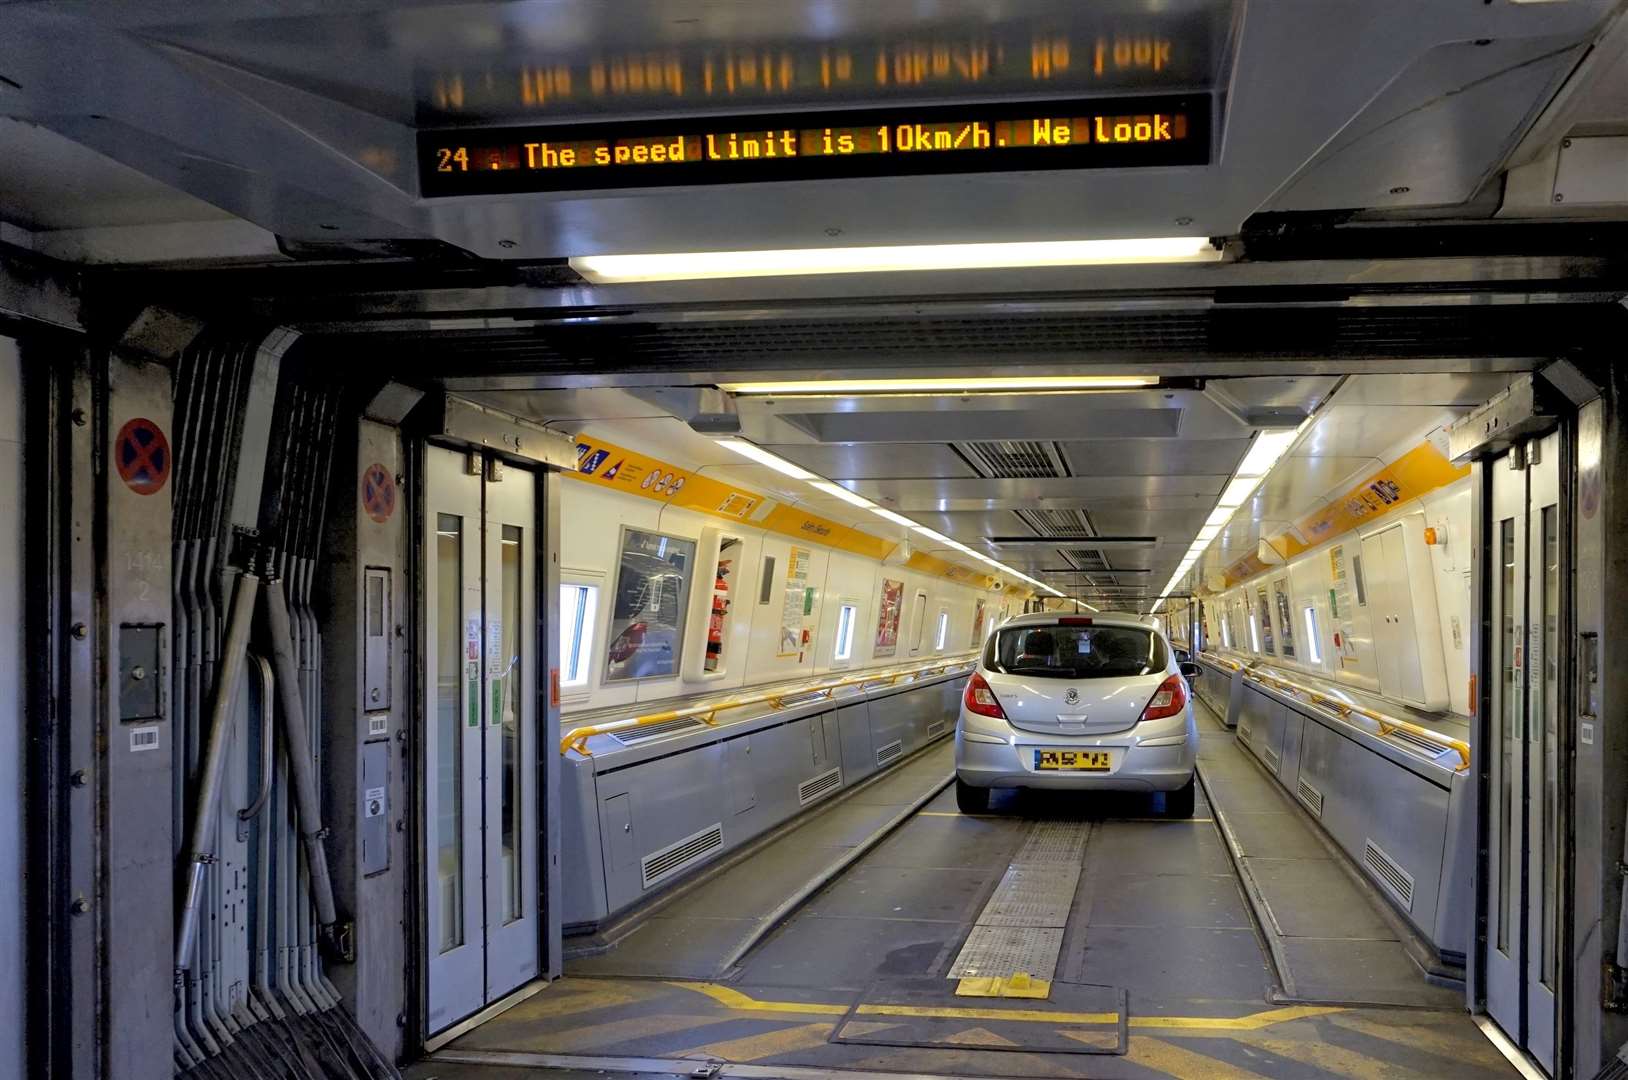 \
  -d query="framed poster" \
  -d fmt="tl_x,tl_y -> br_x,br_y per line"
778,546 -> 813,657
603,527 -> 696,682
874,577 -> 904,657
970,599 -> 987,647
